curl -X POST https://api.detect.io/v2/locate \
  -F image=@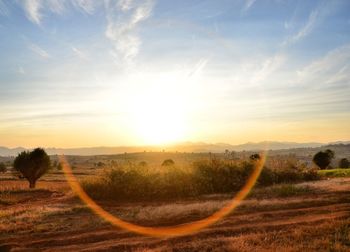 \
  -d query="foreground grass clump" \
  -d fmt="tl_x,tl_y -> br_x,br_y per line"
82,159 -> 320,201
318,168 -> 350,178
